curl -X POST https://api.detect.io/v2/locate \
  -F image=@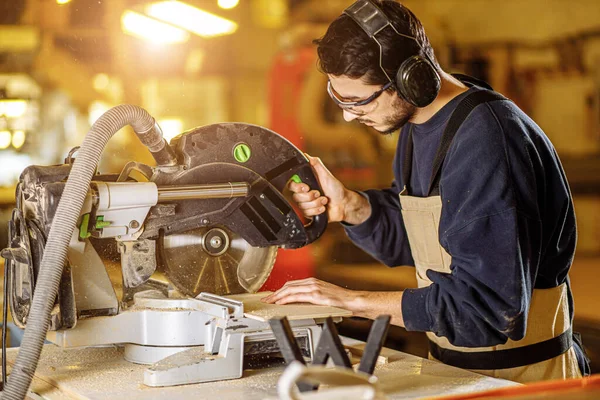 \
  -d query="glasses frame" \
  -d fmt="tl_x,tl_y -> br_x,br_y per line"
327,80 -> 393,109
